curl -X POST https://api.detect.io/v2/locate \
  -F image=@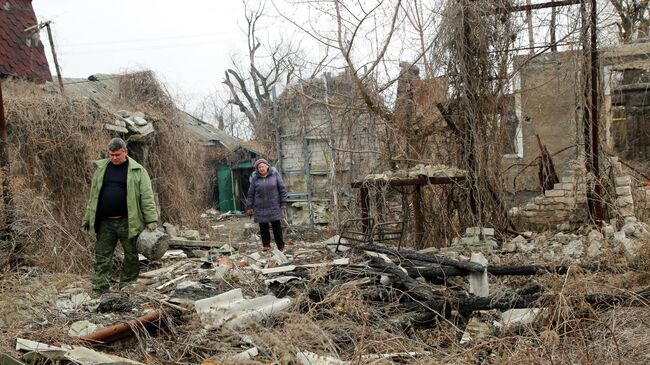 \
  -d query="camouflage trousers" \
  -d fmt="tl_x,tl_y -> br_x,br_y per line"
92,217 -> 139,292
